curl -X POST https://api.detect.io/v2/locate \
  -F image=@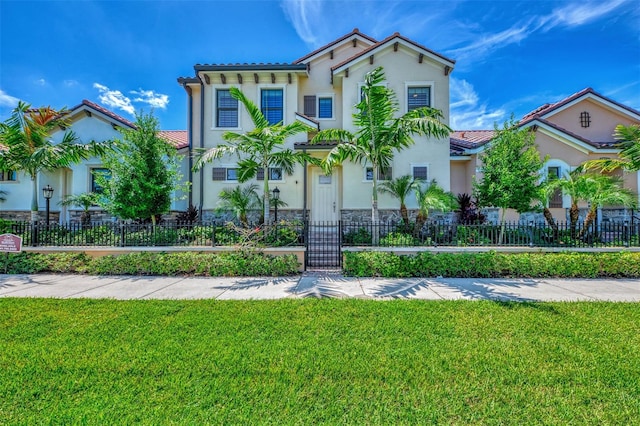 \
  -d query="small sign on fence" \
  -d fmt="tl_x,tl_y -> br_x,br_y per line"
0,233 -> 22,253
